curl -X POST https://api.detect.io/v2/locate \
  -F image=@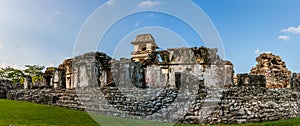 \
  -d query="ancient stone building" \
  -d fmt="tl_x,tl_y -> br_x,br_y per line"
23,75 -> 32,89
5,34 -> 300,125
37,34 -> 233,91
131,34 -> 158,62
43,67 -> 64,89
250,53 -> 291,88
